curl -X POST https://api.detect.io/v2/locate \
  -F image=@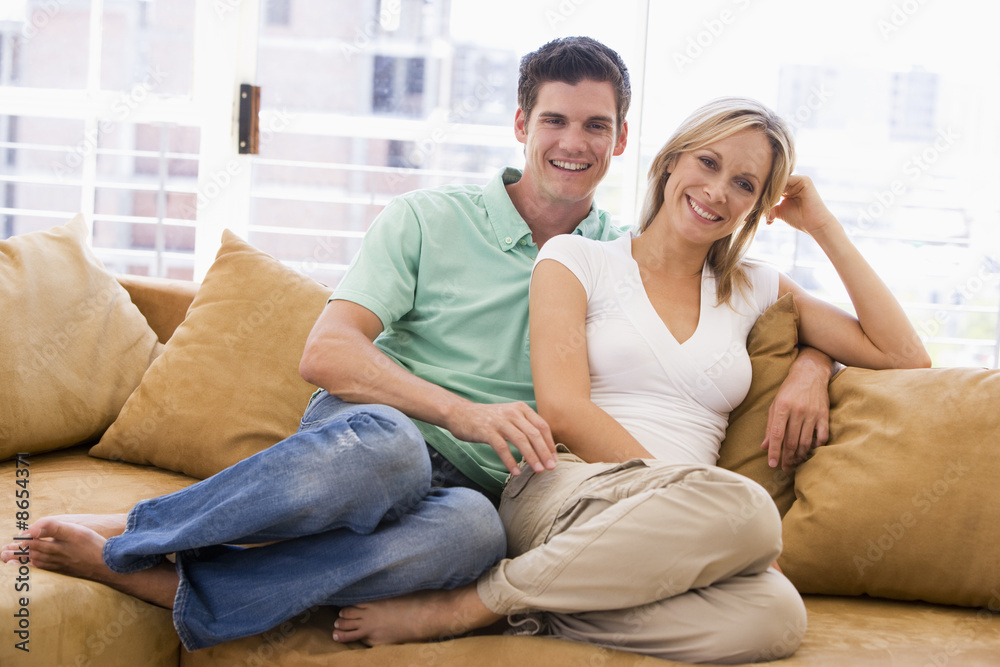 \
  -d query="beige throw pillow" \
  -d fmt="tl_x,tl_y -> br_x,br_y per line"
90,230 -> 332,479
718,293 -> 800,516
779,366 -> 1000,608
0,215 -> 161,459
